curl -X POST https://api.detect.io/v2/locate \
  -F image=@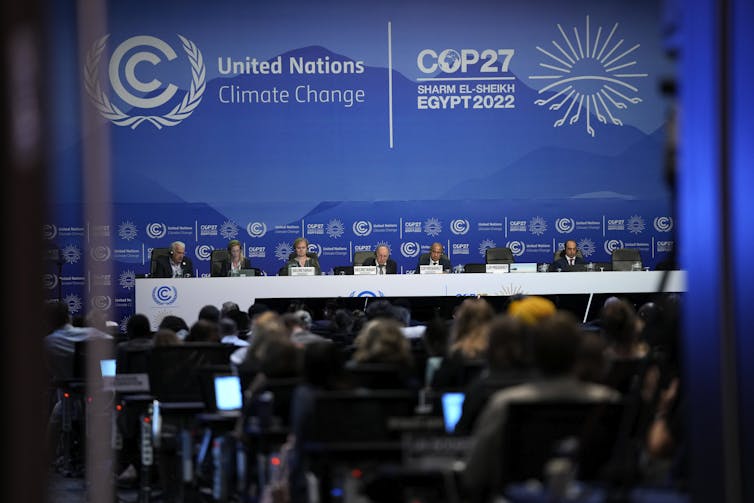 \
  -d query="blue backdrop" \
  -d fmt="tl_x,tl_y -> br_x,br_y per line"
44,0 -> 676,329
